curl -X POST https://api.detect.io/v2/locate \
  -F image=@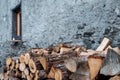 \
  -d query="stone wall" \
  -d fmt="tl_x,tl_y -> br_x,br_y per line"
22,0 -> 120,49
